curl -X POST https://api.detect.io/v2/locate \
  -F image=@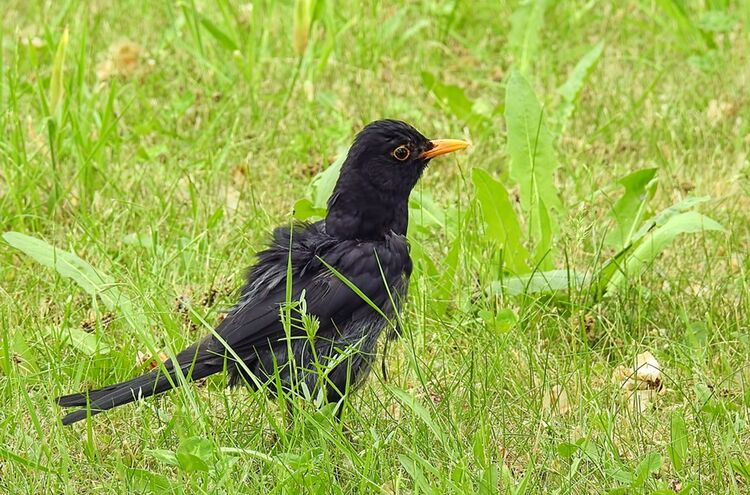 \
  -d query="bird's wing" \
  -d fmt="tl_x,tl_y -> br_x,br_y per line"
208,243 -> 401,360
